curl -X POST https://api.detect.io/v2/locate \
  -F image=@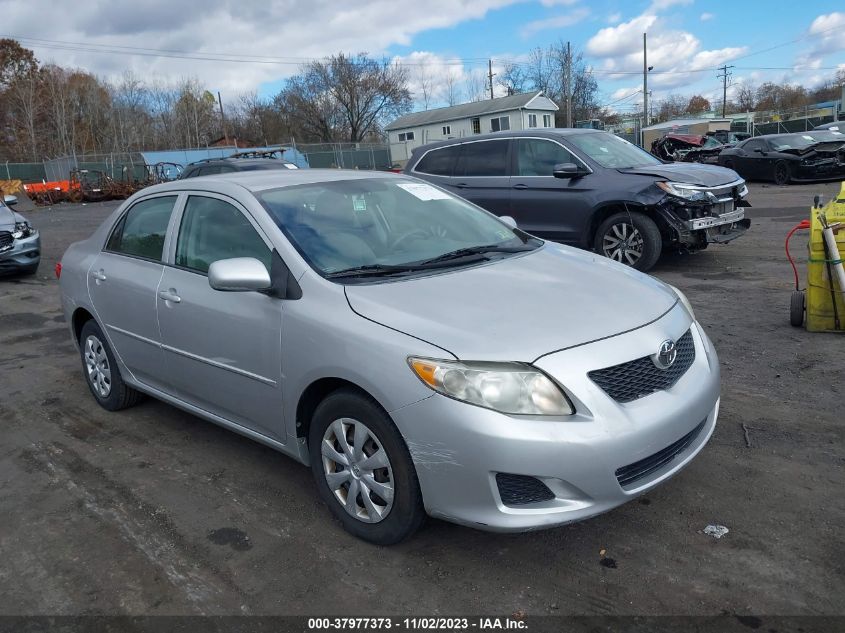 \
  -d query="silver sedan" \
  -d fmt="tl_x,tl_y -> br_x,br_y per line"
59,170 -> 720,544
